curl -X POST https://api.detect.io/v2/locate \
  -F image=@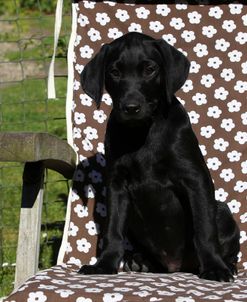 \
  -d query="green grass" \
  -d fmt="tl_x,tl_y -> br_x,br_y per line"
0,4 -> 72,297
